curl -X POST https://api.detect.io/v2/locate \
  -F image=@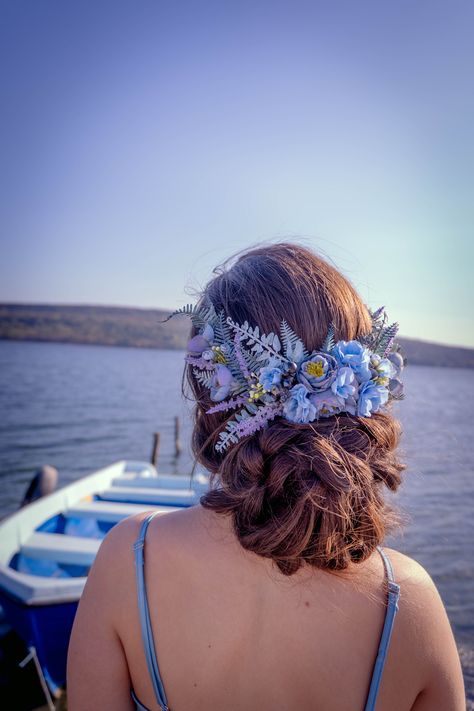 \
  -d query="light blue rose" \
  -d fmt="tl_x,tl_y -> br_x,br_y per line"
385,352 -> 404,397
258,365 -> 284,391
309,390 -> 345,418
331,366 -> 357,400
343,395 -> 357,416
357,379 -> 389,416
387,351 -> 404,378
369,354 -> 396,384
283,384 -> 317,423
332,340 -> 372,383
297,352 -> 338,392
210,364 -> 234,402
